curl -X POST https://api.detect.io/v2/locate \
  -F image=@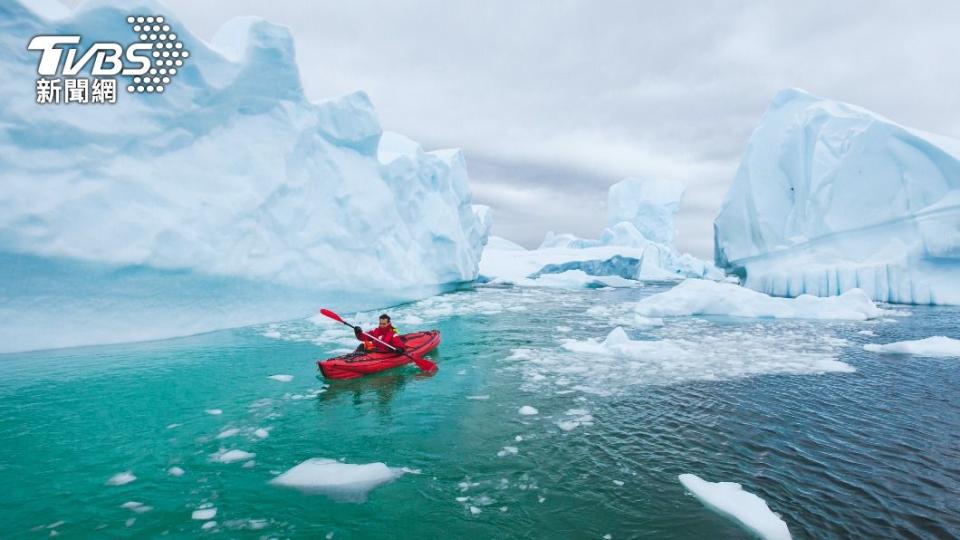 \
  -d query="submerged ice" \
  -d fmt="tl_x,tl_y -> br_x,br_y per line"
715,88 -> 960,305
0,1 -> 490,353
